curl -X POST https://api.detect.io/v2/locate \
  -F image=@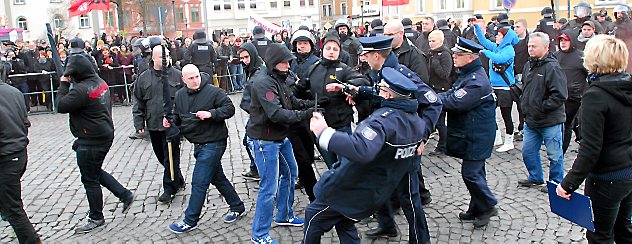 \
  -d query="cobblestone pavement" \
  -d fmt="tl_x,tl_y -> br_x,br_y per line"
2,93 -> 588,243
